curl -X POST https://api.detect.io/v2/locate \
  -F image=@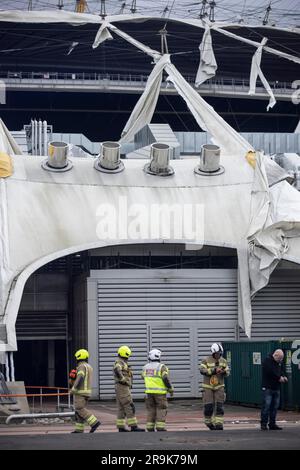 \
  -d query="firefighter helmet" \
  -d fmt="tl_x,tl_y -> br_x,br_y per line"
211,343 -> 224,355
74,349 -> 89,360
148,349 -> 162,361
118,345 -> 132,358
